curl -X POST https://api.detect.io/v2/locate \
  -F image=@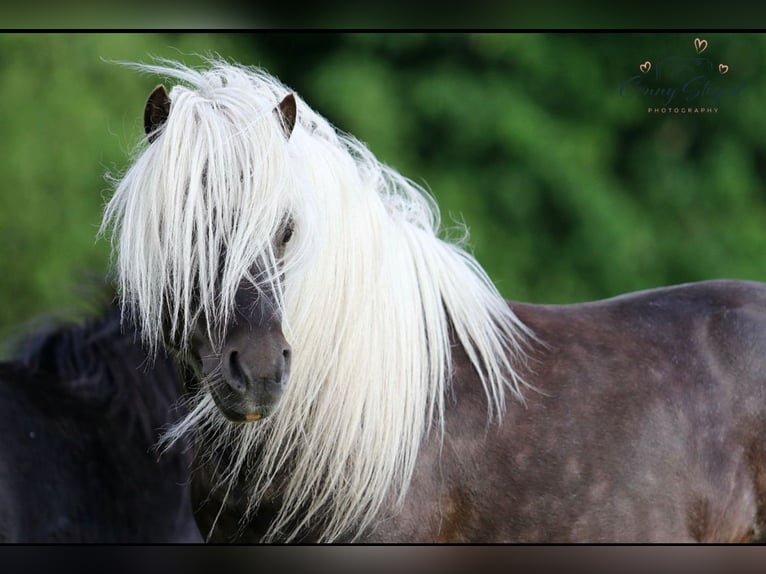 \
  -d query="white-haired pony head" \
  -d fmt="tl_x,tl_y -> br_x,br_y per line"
100,57 -> 533,542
